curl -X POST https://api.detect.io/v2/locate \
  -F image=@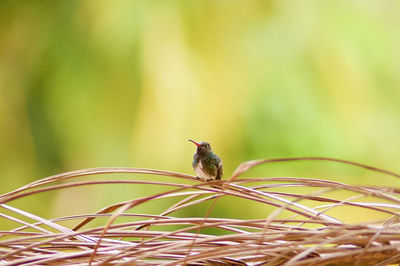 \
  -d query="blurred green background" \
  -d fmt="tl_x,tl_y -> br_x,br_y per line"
1,1 -> 400,222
